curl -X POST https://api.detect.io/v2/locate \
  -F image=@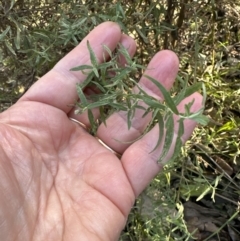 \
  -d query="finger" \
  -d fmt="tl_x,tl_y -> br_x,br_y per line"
18,22 -> 122,113
96,50 -> 179,154
122,93 -> 203,196
68,34 -> 137,127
